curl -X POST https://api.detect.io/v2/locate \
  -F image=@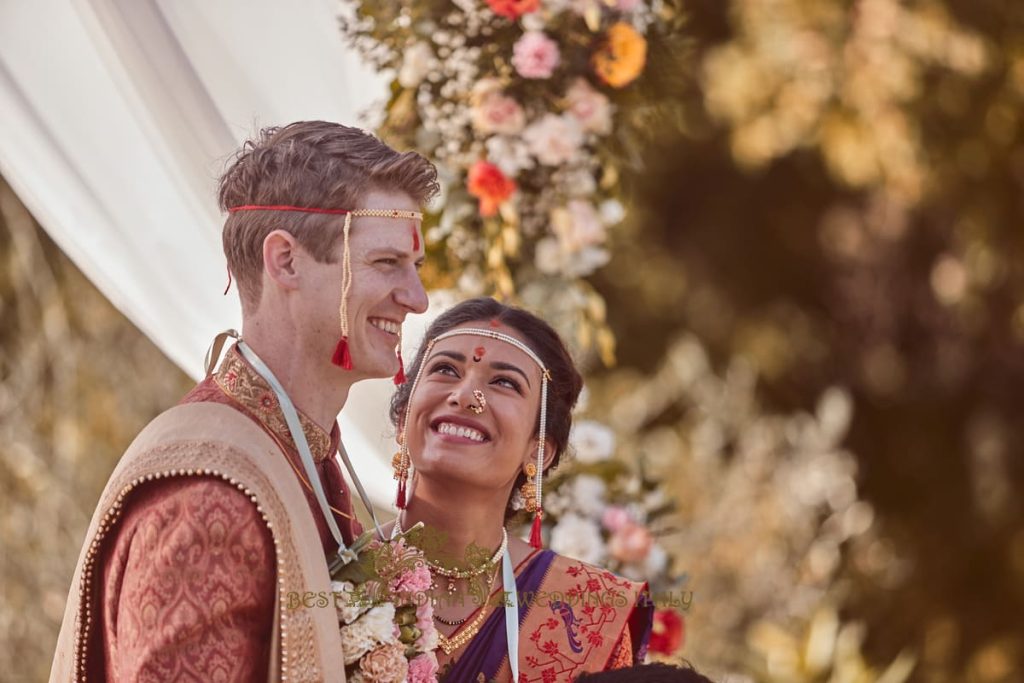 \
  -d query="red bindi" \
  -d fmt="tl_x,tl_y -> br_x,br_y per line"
473,346 -> 486,362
